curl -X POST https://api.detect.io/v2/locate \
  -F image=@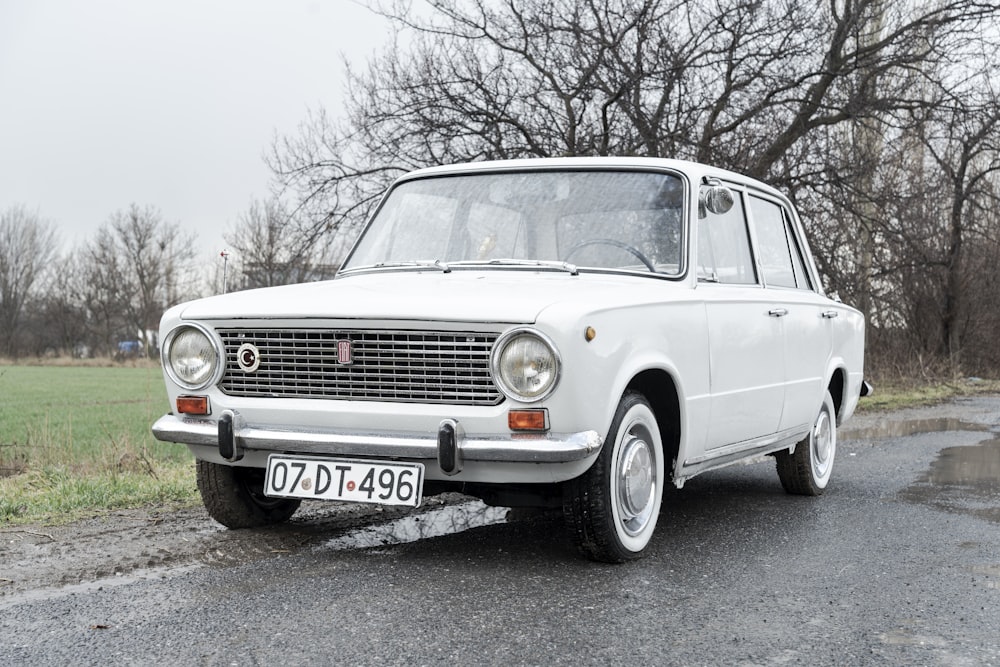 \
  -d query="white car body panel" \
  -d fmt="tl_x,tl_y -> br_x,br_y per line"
152,157 -> 867,496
